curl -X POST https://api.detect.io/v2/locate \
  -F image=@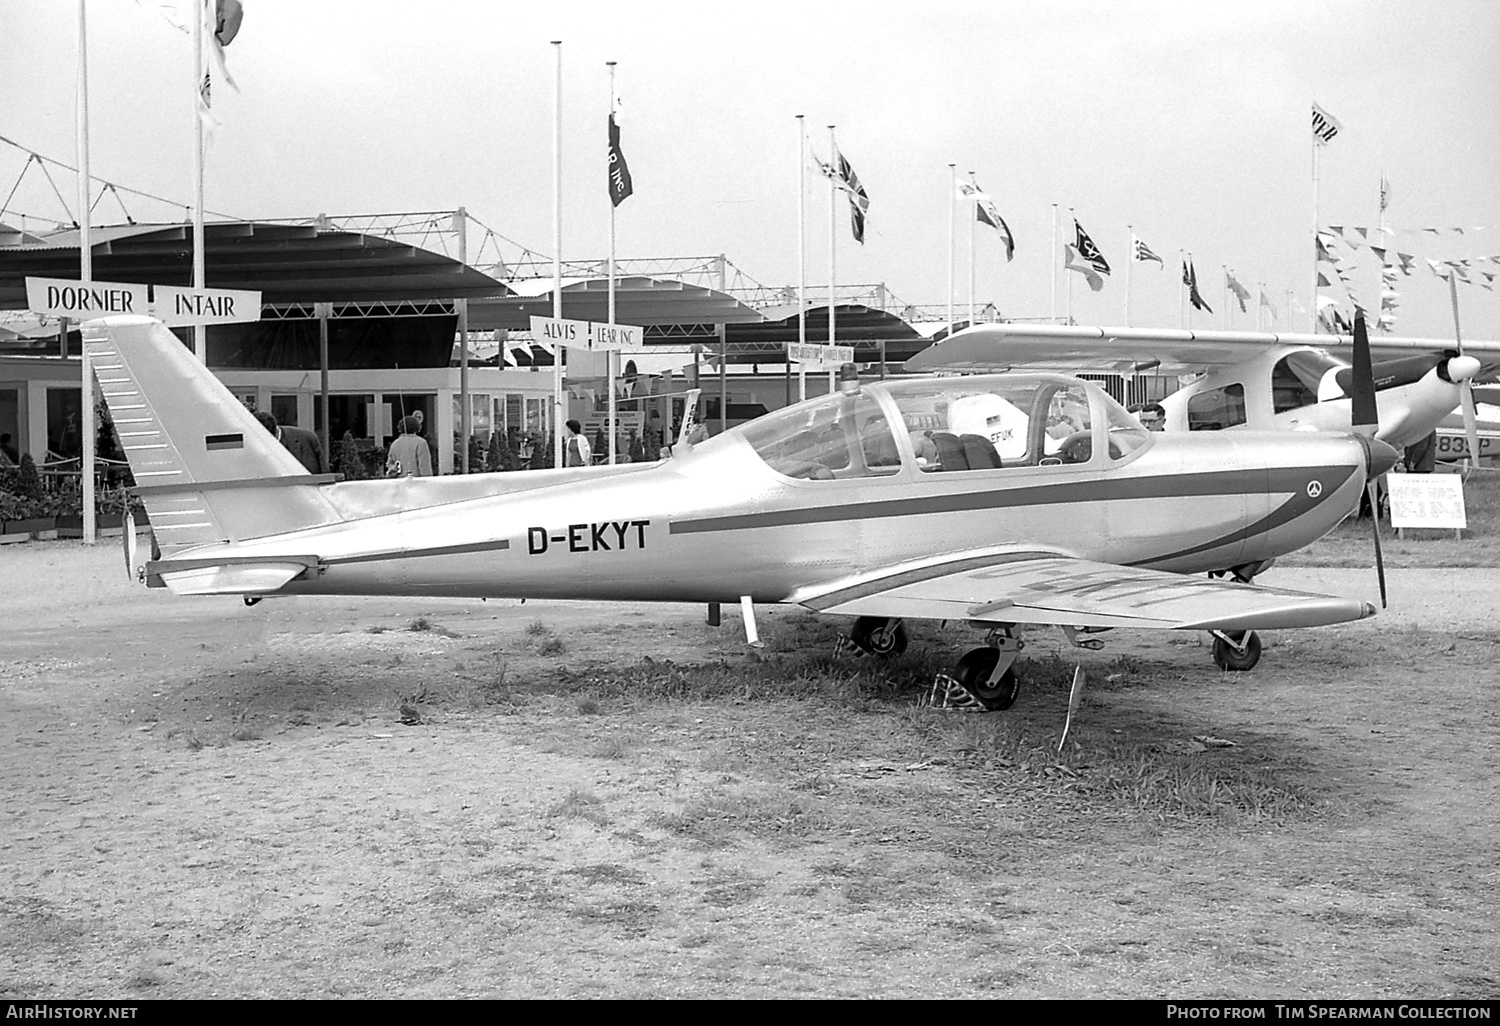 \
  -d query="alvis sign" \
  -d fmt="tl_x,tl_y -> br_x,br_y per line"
530,315 -> 645,352
25,277 -> 262,327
